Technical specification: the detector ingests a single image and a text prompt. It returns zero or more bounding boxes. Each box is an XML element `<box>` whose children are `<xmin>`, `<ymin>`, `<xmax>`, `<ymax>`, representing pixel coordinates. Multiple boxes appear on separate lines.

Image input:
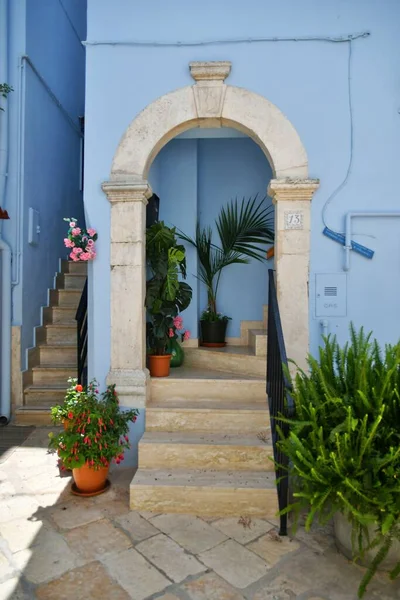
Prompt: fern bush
<box><xmin>278</xmin><ymin>325</ymin><xmax>400</xmax><ymax>598</ymax></box>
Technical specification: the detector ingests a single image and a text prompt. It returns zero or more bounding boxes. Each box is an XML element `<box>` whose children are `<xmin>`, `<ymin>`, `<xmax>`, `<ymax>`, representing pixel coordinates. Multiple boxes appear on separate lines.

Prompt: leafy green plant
<box><xmin>146</xmin><ymin>221</ymin><xmax>192</xmax><ymax>355</ymax></box>
<box><xmin>277</xmin><ymin>325</ymin><xmax>400</xmax><ymax>597</ymax></box>
<box><xmin>178</xmin><ymin>195</ymin><xmax>274</xmax><ymax>319</ymax></box>
<box><xmin>0</xmin><ymin>83</ymin><xmax>13</xmax><ymax>111</ymax></box>
<box><xmin>49</xmin><ymin>379</ymin><xmax>139</xmax><ymax>469</ymax></box>
<box><xmin>50</xmin><ymin>377</ymin><xmax>84</xmax><ymax>424</ymax></box>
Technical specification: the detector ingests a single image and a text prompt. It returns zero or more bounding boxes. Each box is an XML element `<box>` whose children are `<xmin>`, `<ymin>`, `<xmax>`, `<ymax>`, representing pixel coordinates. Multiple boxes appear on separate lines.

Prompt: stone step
<box><xmin>43</xmin><ymin>306</ymin><xmax>77</xmax><ymax>325</ymax></box>
<box><xmin>139</xmin><ymin>432</ymin><xmax>273</xmax><ymax>472</ymax></box>
<box><xmin>249</xmin><ymin>329</ymin><xmax>267</xmax><ymax>357</ymax></box>
<box><xmin>14</xmin><ymin>407</ymin><xmax>53</xmax><ymax>426</ymax></box>
<box><xmin>50</xmin><ymin>289</ymin><xmax>81</xmax><ymax>308</ymax></box>
<box><xmin>150</xmin><ymin>371</ymin><xmax>266</xmax><ymax>404</ymax></box>
<box><xmin>23</xmin><ymin>385</ymin><xmax>67</xmax><ymax>407</ymax></box>
<box><xmin>32</xmin><ymin>365</ymin><xmax>76</xmax><ymax>385</ymax></box>
<box><xmin>146</xmin><ymin>401</ymin><xmax>270</xmax><ymax>433</ymax></box>
<box><xmin>184</xmin><ymin>347</ymin><xmax>266</xmax><ymax>377</ymax></box>
<box><xmin>38</xmin><ymin>344</ymin><xmax>76</xmax><ymax>366</ymax></box>
<box><xmin>130</xmin><ymin>468</ymin><xmax>278</xmax><ymax>517</ymax></box>
<box><xmin>61</xmin><ymin>260</ymin><xmax>88</xmax><ymax>275</ymax></box>
<box><xmin>44</xmin><ymin>324</ymin><xmax>77</xmax><ymax>345</ymax></box>
<box><xmin>240</xmin><ymin>320</ymin><xmax>264</xmax><ymax>345</ymax></box>
<box><xmin>56</xmin><ymin>272</ymin><xmax>86</xmax><ymax>291</ymax></box>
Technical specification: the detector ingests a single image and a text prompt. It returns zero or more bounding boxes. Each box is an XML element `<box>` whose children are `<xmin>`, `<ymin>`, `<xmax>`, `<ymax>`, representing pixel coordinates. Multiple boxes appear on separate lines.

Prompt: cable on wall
<box><xmin>57</xmin><ymin>0</ymin><xmax>84</xmax><ymax>50</ymax></box>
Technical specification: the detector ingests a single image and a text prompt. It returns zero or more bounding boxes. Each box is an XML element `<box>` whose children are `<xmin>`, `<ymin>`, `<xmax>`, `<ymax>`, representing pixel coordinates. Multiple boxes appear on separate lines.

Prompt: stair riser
<box><xmin>150</xmin><ymin>380</ymin><xmax>266</xmax><ymax>403</ymax></box>
<box><xmin>139</xmin><ymin>442</ymin><xmax>273</xmax><ymax>471</ymax></box>
<box><xmin>57</xmin><ymin>274</ymin><xmax>86</xmax><ymax>291</ymax></box>
<box><xmin>46</xmin><ymin>328</ymin><xmax>76</xmax><ymax>344</ymax></box>
<box><xmin>146</xmin><ymin>409</ymin><xmax>270</xmax><ymax>433</ymax></box>
<box><xmin>55</xmin><ymin>290</ymin><xmax>81</xmax><ymax>307</ymax></box>
<box><xmin>24</xmin><ymin>389</ymin><xmax>66</xmax><ymax>405</ymax></box>
<box><xmin>14</xmin><ymin>412</ymin><xmax>52</xmax><ymax>426</ymax></box>
<box><xmin>249</xmin><ymin>332</ymin><xmax>267</xmax><ymax>357</ymax></box>
<box><xmin>130</xmin><ymin>485</ymin><xmax>278</xmax><ymax>517</ymax></box>
<box><xmin>39</xmin><ymin>346</ymin><xmax>76</xmax><ymax>366</ymax></box>
<box><xmin>46</xmin><ymin>308</ymin><xmax>76</xmax><ymax>324</ymax></box>
<box><xmin>62</xmin><ymin>261</ymin><xmax>87</xmax><ymax>275</ymax></box>
<box><xmin>240</xmin><ymin>320</ymin><xmax>264</xmax><ymax>345</ymax></box>
<box><xmin>185</xmin><ymin>350</ymin><xmax>266</xmax><ymax>378</ymax></box>
<box><xmin>33</xmin><ymin>369</ymin><xmax>75</xmax><ymax>385</ymax></box>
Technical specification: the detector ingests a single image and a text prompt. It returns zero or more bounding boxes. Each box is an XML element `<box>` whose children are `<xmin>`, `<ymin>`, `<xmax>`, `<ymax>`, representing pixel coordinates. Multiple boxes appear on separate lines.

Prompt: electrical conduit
<box><xmin>344</xmin><ymin>212</ymin><xmax>400</xmax><ymax>271</ymax></box>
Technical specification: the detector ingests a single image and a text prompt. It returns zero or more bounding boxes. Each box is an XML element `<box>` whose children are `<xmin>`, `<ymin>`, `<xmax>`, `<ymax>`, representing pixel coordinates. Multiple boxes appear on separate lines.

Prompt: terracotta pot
<box><xmin>62</xmin><ymin>420</ymin><xmax>70</xmax><ymax>431</ymax></box>
<box><xmin>148</xmin><ymin>354</ymin><xmax>172</xmax><ymax>377</ymax></box>
<box><xmin>72</xmin><ymin>462</ymin><xmax>109</xmax><ymax>494</ymax></box>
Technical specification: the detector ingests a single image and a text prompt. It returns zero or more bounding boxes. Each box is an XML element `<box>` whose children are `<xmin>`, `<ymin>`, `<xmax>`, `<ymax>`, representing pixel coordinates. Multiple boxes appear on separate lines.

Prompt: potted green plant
<box><xmin>178</xmin><ymin>196</ymin><xmax>274</xmax><ymax>346</ymax></box>
<box><xmin>277</xmin><ymin>326</ymin><xmax>400</xmax><ymax>598</ymax></box>
<box><xmin>49</xmin><ymin>380</ymin><xmax>138</xmax><ymax>495</ymax></box>
<box><xmin>146</xmin><ymin>221</ymin><xmax>192</xmax><ymax>377</ymax></box>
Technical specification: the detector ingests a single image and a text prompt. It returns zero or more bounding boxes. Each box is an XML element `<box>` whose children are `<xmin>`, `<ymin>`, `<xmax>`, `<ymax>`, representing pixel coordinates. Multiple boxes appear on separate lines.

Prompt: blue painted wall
<box><xmin>4</xmin><ymin>0</ymin><xmax>86</xmax><ymax>366</ymax></box>
<box><xmin>84</xmin><ymin>0</ymin><xmax>400</xmax><ymax>404</ymax></box>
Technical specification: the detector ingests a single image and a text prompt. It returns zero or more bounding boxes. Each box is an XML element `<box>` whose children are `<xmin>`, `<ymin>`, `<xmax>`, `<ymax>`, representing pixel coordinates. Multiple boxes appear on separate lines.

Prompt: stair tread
<box><xmin>45</xmin><ymin>324</ymin><xmax>76</xmax><ymax>329</ymax></box>
<box><xmin>141</xmin><ymin>432</ymin><xmax>271</xmax><ymax>446</ymax></box>
<box><xmin>249</xmin><ymin>329</ymin><xmax>267</xmax><ymax>336</ymax></box>
<box><xmin>38</xmin><ymin>342</ymin><xmax>76</xmax><ymax>348</ymax></box>
<box><xmin>16</xmin><ymin>406</ymin><xmax>53</xmax><ymax>412</ymax></box>
<box><xmin>25</xmin><ymin>384</ymin><xmax>68</xmax><ymax>392</ymax></box>
<box><xmin>132</xmin><ymin>468</ymin><xmax>276</xmax><ymax>489</ymax></box>
<box><xmin>147</xmin><ymin>400</ymin><xmax>267</xmax><ymax>411</ymax></box>
<box><xmin>193</xmin><ymin>346</ymin><xmax>261</xmax><ymax>358</ymax></box>
<box><xmin>32</xmin><ymin>364</ymin><xmax>76</xmax><ymax>370</ymax></box>
<box><xmin>152</xmin><ymin>367</ymin><xmax>264</xmax><ymax>381</ymax></box>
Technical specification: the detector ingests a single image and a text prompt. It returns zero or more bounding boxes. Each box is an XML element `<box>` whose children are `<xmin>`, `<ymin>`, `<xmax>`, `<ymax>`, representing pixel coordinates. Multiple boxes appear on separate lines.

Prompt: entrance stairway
<box><xmin>15</xmin><ymin>260</ymin><xmax>87</xmax><ymax>426</ymax></box>
<box><xmin>131</xmin><ymin>311</ymin><xmax>277</xmax><ymax>518</ymax></box>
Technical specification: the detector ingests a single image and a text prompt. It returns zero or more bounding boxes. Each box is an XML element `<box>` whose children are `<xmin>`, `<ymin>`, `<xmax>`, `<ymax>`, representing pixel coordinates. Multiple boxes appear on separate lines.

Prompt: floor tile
<box><xmin>247</xmin><ymin>532</ymin><xmax>300</xmax><ymax>566</ymax></box>
<box><xmin>50</xmin><ymin>503</ymin><xmax>104</xmax><ymax>530</ymax></box>
<box><xmin>181</xmin><ymin>571</ymin><xmax>245</xmax><ymax>599</ymax></box>
<box><xmin>116</xmin><ymin>511</ymin><xmax>159</xmax><ymax>542</ymax></box>
<box><xmin>103</xmin><ymin>547</ymin><xmax>170</xmax><ymax>600</ymax></box>
<box><xmin>65</xmin><ymin>518</ymin><xmax>131</xmax><ymax>561</ymax></box>
<box><xmin>136</xmin><ymin>533</ymin><xmax>206</xmax><ymax>583</ymax></box>
<box><xmin>212</xmin><ymin>517</ymin><xmax>273</xmax><ymax>544</ymax></box>
<box><xmin>198</xmin><ymin>539</ymin><xmax>269</xmax><ymax>589</ymax></box>
<box><xmin>0</xmin><ymin>517</ymin><xmax>44</xmax><ymax>554</ymax></box>
<box><xmin>0</xmin><ymin>552</ymin><xmax>14</xmax><ymax>583</ymax></box>
<box><xmin>150</xmin><ymin>514</ymin><xmax>227</xmax><ymax>553</ymax></box>
<box><xmin>35</xmin><ymin>561</ymin><xmax>130</xmax><ymax>600</ymax></box>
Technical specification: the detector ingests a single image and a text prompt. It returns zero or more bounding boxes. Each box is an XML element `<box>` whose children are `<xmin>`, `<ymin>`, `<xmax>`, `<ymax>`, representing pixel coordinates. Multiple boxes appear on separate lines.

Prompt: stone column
<box><xmin>102</xmin><ymin>180</ymin><xmax>152</xmax><ymax>407</ymax></box>
<box><xmin>268</xmin><ymin>179</ymin><xmax>320</xmax><ymax>370</ymax></box>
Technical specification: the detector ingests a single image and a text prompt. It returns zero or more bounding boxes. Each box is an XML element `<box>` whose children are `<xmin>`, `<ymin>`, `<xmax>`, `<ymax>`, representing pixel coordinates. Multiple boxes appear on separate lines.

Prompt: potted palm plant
<box><xmin>49</xmin><ymin>380</ymin><xmax>139</xmax><ymax>495</ymax></box>
<box><xmin>277</xmin><ymin>326</ymin><xmax>400</xmax><ymax>598</ymax></box>
<box><xmin>146</xmin><ymin>221</ymin><xmax>192</xmax><ymax>377</ymax></box>
<box><xmin>178</xmin><ymin>196</ymin><xmax>274</xmax><ymax>346</ymax></box>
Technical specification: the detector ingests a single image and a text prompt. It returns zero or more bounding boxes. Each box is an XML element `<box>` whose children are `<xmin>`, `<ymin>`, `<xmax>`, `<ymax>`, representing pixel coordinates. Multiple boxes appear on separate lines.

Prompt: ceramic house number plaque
<box><xmin>284</xmin><ymin>211</ymin><xmax>303</xmax><ymax>230</ymax></box>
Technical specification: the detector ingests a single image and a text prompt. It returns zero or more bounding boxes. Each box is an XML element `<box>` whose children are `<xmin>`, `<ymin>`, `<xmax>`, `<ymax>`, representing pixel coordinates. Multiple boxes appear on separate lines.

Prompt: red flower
<box><xmin>75</xmin><ymin>384</ymin><xmax>83</xmax><ymax>392</ymax></box>
<box><xmin>132</xmin><ymin>416</ymin><xmax>137</xmax><ymax>423</ymax></box>
<box><xmin>67</xmin><ymin>411</ymin><xmax>74</xmax><ymax>419</ymax></box>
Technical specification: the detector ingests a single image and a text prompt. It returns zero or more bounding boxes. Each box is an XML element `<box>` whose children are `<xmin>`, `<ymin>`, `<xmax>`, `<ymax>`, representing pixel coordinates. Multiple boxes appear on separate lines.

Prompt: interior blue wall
<box><xmin>14</xmin><ymin>0</ymin><xmax>86</xmax><ymax>365</ymax></box>
<box><xmin>84</xmin><ymin>0</ymin><xmax>400</xmax><ymax>389</ymax></box>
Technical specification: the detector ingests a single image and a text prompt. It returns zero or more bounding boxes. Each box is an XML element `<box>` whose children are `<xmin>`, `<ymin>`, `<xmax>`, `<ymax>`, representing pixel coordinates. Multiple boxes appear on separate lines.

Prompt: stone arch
<box><xmin>102</xmin><ymin>61</ymin><xmax>319</xmax><ymax>407</ymax></box>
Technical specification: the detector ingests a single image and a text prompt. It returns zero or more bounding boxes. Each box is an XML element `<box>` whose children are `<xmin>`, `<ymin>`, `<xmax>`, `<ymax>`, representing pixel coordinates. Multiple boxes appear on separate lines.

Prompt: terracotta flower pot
<box><xmin>148</xmin><ymin>354</ymin><xmax>172</xmax><ymax>377</ymax></box>
<box><xmin>62</xmin><ymin>420</ymin><xmax>70</xmax><ymax>431</ymax></box>
<box><xmin>72</xmin><ymin>462</ymin><xmax>109</xmax><ymax>494</ymax></box>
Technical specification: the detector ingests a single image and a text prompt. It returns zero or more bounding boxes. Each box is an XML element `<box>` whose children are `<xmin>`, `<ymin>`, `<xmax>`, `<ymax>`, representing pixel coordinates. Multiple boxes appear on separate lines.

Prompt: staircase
<box><xmin>15</xmin><ymin>260</ymin><xmax>87</xmax><ymax>426</ymax></box>
<box><xmin>130</xmin><ymin>308</ymin><xmax>278</xmax><ymax>518</ymax></box>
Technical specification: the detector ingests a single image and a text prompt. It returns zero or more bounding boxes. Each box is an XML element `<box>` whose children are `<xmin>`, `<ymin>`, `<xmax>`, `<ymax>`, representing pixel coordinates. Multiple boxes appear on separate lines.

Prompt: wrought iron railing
<box><xmin>75</xmin><ymin>278</ymin><xmax>88</xmax><ymax>387</ymax></box>
<box><xmin>266</xmin><ymin>269</ymin><xmax>294</xmax><ymax>536</ymax></box>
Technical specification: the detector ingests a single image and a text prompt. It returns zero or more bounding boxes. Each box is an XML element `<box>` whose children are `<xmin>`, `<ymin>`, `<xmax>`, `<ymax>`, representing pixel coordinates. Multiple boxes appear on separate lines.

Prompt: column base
<box><xmin>106</xmin><ymin>369</ymin><xmax>150</xmax><ymax>408</ymax></box>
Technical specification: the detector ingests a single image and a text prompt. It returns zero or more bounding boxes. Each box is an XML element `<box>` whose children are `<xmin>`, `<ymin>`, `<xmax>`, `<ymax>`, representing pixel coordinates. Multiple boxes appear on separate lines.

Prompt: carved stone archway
<box><xmin>102</xmin><ymin>61</ymin><xmax>319</xmax><ymax>407</ymax></box>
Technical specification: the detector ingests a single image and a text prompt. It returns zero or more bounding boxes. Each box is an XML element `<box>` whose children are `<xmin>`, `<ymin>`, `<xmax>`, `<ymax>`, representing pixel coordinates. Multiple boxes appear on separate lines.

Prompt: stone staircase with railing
<box><xmin>15</xmin><ymin>260</ymin><xmax>87</xmax><ymax>426</ymax></box>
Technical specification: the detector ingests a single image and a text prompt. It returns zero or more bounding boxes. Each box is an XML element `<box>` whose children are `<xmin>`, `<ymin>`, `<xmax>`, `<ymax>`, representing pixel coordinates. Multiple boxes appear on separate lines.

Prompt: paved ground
<box><xmin>0</xmin><ymin>428</ymin><xmax>399</xmax><ymax>600</ymax></box>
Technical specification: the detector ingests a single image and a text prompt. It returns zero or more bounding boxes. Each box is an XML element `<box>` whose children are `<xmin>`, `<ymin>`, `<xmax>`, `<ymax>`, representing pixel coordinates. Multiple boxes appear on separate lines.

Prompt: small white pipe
<box><xmin>344</xmin><ymin>211</ymin><xmax>400</xmax><ymax>271</ymax></box>
<box><xmin>0</xmin><ymin>0</ymin><xmax>9</xmax><ymax>209</ymax></box>
<box><xmin>0</xmin><ymin>234</ymin><xmax>12</xmax><ymax>423</ymax></box>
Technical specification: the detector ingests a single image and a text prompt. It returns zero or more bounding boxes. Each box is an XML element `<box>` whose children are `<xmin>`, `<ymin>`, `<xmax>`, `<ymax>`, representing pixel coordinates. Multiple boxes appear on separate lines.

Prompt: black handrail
<box><xmin>266</xmin><ymin>269</ymin><xmax>294</xmax><ymax>536</ymax></box>
<box><xmin>75</xmin><ymin>278</ymin><xmax>88</xmax><ymax>387</ymax></box>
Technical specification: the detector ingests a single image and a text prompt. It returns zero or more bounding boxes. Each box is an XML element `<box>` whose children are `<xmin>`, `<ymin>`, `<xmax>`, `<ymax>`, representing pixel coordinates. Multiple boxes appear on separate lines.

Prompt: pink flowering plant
<box><xmin>63</xmin><ymin>217</ymin><xmax>98</xmax><ymax>262</ymax></box>
<box><xmin>168</xmin><ymin>316</ymin><xmax>191</xmax><ymax>343</ymax></box>
<box><xmin>48</xmin><ymin>379</ymin><xmax>139</xmax><ymax>470</ymax></box>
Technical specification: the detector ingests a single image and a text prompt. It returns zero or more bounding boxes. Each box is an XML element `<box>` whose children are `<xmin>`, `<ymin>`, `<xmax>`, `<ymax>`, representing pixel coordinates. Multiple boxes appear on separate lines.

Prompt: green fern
<box><xmin>277</xmin><ymin>326</ymin><xmax>400</xmax><ymax>598</ymax></box>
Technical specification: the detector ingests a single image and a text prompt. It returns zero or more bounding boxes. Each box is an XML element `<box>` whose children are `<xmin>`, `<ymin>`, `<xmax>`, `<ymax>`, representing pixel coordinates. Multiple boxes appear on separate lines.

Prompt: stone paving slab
<box><xmin>0</xmin><ymin>428</ymin><xmax>399</xmax><ymax>600</ymax></box>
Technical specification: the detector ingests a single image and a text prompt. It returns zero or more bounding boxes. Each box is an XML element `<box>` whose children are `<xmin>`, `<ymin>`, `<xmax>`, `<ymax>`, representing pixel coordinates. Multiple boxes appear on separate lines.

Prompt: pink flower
<box><xmin>173</xmin><ymin>316</ymin><xmax>183</xmax><ymax>330</ymax></box>
<box><xmin>87</xmin><ymin>239</ymin><xmax>94</xmax><ymax>247</ymax></box>
<box><xmin>64</xmin><ymin>238</ymin><xmax>74</xmax><ymax>248</ymax></box>
<box><xmin>72</xmin><ymin>247</ymin><xmax>82</xmax><ymax>254</ymax></box>
<box><xmin>183</xmin><ymin>330</ymin><xmax>191</xmax><ymax>341</ymax></box>
<box><xmin>168</xmin><ymin>328</ymin><xmax>174</xmax><ymax>338</ymax></box>
<box><xmin>69</xmin><ymin>221</ymin><xmax>76</xmax><ymax>228</ymax></box>
<box><xmin>72</xmin><ymin>227</ymin><xmax>81</xmax><ymax>236</ymax></box>
<box><xmin>80</xmin><ymin>252</ymin><xmax>91</xmax><ymax>261</ymax></box>
<box><xmin>69</xmin><ymin>252</ymin><xmax>79</xmax><ymax>262</ymax></box>
<box><xmin>87</xmin><ymin>228</ymin><xmax>96</xmax><ymax>237</ymax></box>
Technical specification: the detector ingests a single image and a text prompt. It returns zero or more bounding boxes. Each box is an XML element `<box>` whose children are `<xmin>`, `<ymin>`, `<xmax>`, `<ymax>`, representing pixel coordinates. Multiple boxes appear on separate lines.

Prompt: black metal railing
<box><xmin>75</xmin><ymin>278</ymin><xmax>88</xmax><ymax>387</ymax></box>
<box><xmin>266</xmin><ymin>269</ymin><xmax>294</xmax><ymax>536</ymax></box>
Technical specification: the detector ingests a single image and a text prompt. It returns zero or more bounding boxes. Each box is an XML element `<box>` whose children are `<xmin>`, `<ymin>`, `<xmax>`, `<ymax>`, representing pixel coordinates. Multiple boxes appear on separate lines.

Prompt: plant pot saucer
<box><xmin>200</xmin><ymin>342</ymin><xmax>226</xmax><ymax>348</ymax></box>
<box><xmin>70</xmin><ymin>479</ymin><xmax>111</xmax><ymax>497</ymax></box>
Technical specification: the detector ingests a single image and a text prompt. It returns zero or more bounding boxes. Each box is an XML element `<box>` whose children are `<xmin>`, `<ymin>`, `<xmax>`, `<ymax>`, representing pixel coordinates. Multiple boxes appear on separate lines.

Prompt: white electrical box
<box><xmin>28</xmin><ymin>208</ymin><xmax>40</xmax><ymax>246</ymax></box>
<box><xmin>315</xmin><ymin>273</ymin><xmax>347</xmax><ymax>317</ymax></box>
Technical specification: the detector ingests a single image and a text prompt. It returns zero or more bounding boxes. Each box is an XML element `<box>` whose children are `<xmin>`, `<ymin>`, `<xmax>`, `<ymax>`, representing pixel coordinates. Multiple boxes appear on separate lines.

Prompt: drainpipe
<box><xmin>0</xmin><ymin>0</ymin><xmax>11</xmax><ymax>424</ymax></box>
<box><xmin>344</xmin><ymin>211</ymin><xmax>400</xmax><ymax>271</ymax></box>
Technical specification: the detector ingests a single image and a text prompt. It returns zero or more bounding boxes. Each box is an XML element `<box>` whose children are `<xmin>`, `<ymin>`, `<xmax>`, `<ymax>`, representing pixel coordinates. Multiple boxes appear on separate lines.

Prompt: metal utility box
<box><xmin>315</xmin><ymin>273</ymin><xmax>347</xmax><ymax>317</ymax></box>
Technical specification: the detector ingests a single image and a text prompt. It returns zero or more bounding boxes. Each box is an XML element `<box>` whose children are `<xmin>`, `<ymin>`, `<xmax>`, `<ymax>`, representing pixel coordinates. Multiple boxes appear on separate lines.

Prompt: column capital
<box><xmin>102</xmin><ymin>179</ymin><xmax>153</xmax><ymax>204</ymax></box>
<box><xmin>268</xmin><ymin>178</ymin><xmax>320</xmax><ymax>203</ymax></box>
